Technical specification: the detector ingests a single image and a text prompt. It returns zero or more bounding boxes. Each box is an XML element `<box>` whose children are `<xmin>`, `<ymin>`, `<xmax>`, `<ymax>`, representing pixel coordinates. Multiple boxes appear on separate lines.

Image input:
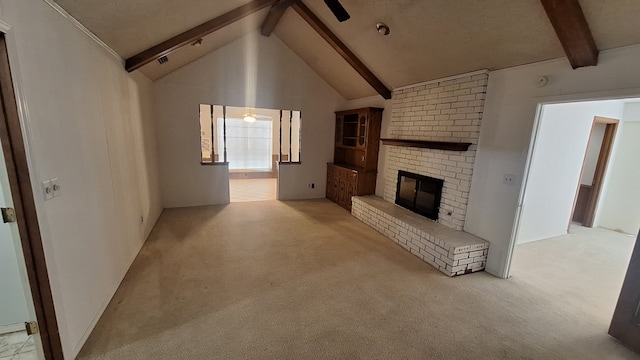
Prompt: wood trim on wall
<box><xmin>0</xmin><ymin>35</ymin><xmax>63</xmax><ymax>359</ymax></box>
<box><xmin>582</xmin><ymin>117</ymin><xmax>618</xmax><ymax>227</ymax></box>
<box><xmin>291</xmin><ymin>1</ymin><xmax>391</xmax><ymax>99</ymax></box>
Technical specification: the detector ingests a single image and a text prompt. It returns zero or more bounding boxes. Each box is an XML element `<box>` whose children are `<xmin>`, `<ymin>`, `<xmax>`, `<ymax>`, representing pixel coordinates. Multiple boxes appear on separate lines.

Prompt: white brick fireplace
<box><xmin>351</xmin><ymin>71</ymin><xmax>490</xmax><ymax>276</ymax></box>
<box><xmin>383</xmin><ymin>71</ymin><xmax>488</xmax><ymax>231</ymax></box>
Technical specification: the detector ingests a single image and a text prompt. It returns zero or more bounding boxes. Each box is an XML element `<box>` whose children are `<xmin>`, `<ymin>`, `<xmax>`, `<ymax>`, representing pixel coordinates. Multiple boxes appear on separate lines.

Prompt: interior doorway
<box><xmin>0</xmin><ymin>148</ymin><xmax>38</xmax><ymax>359</ymax></box>
<box><xmin>199</xmin><ymin>104</ymin><xmax>302</xmax><ymax>203</ymax></box>
<box><xmin>0</xmin><ymin>34</ymin><xmax>62</xmax><ymax>359</ymax></box>
<box><xmin>571</xmin><ymin>117</ymin><xmax>618</xmax><ymax>228</ymax></box>
<box><xmin>514</xmin><ymin>99</ymin><xmax>640</xmax><ymax>246</ymax></box>
<box><xmin>506</xmin><ymin>97</ymin><xmax>640</xmax><ymax>353</ymax></box>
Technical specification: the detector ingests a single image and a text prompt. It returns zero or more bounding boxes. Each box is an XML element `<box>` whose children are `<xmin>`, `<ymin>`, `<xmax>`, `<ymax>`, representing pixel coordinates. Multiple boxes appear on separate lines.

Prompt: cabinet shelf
<box><xmin>381</xmin><ymin>138</ymin><xmax>471</xmax><ymax>151</ymax></box>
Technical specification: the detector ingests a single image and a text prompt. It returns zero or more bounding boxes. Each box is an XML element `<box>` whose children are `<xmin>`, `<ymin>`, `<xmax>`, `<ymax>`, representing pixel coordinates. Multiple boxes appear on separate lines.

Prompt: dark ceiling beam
<box><xmin>540</xmin><ymin>0</ymin><xmax>598</xmax><ymax>69</ymax></box>
<box><xmin>125</xmin><ymin>0</ymin><xmax>278</xmax><ymax>72</ymax></box>
<box><xmin>261</xmin><ymin>0</ymin><xmax>297</xmax><ymax>36</ymax></box>
<box><xmin>291</xmin><ymin>1</ymin><xmax>391</xmax><ymax>99</ymax></box>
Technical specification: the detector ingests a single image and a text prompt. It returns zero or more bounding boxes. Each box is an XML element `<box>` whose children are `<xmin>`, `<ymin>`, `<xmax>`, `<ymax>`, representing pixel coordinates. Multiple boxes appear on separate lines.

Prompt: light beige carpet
<box><xmin>77</xmin><ymin>200</ymin><xmax>639</xmax><ymax>360</ymax></box>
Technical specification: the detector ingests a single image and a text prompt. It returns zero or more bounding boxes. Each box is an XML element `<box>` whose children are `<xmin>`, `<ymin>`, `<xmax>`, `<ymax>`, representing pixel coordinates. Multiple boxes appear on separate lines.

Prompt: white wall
<box><xmin>1</xmin><ymin>0</ymin><xmax>162</xmax><ymax>357</ymax></box>
<box><xmin>596</xmin><ymin>102</ymin><xmax>640</xmax><ymax>234</ymax></box>
<box><xmin>515</xmin><ymin>101</ymin><xmax>624</xmax><ymax>244</ymax></box>
<box><xmin>465</xmin><ymin>44</ymin><xmax>640</xmax><ymax>278</ymax></box>
<box><xmin>154</xmin><ymin>31</ymin><xmax>344</xmax><ymax>206</ymax></box>
<box><xmin>0</xmin><ymin>148</ymin><xmax>29</xmax><ymax>326</ymax></box>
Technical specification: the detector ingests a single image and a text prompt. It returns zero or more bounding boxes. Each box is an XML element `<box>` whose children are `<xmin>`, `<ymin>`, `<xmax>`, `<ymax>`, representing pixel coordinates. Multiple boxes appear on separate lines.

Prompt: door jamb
<box><xmin>0</xmin><ymin>34</ymin><xmax>64</xmax><ymax>359</ymax></box>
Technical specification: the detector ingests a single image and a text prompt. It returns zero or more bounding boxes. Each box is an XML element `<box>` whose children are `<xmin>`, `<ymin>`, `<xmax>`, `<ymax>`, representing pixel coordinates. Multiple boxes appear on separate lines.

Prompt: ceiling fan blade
<box><xmin>324</xmin><ymin>0</ymin><xmax>350</xmax><ymax>22</ymax></box>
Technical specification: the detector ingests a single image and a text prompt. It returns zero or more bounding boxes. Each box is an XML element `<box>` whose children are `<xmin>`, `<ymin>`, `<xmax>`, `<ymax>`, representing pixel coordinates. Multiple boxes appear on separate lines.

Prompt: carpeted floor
<box><xmin>77</xmin><ymin>199</ymin><xmax>639</xmax><ymax>360</ymax></box>
<box><xmin>229</xmin><ymin>178</ymin><xmax>276</xmax><ymax>202</ymax></box>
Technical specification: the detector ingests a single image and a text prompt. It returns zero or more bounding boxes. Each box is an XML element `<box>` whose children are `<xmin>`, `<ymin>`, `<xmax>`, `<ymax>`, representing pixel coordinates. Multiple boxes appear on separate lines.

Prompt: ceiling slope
<box><xmin>54</xmin><ymin>0</ymin><xmax>254</xmax><ymax>58</ymax></box>
<box><xmin>274</xmin><ymin>9</ymin><xmax>376</xmax><ymax>99</ymax></box>
<box><xmin>137</xmin><ymin>9</ymin><xmax>270</xmax><ymax>80</ymax></box>
<box><xmin>54</xmin><ymin>0</ymin><xmax>640</xmax><ymax>98</ymax></box>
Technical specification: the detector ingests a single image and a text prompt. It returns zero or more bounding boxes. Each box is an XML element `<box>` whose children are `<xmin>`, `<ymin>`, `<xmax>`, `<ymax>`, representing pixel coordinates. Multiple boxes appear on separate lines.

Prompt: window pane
<box><xmin>218</xmin><ymin>118</ymin><xmax>272</xmax><ymax>170</ymax></box>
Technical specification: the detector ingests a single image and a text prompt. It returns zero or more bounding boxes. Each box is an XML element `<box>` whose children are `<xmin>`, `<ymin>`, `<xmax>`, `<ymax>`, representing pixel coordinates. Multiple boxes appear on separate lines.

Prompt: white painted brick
<box><xmin>458</xmin><ymin>257</ymin><xmax>474</xmax><ymax>266</ymax></box>
<box><xmin>453</xmin><ymin>245</ymin><xmax>471</xmax><ymax>254</ymax></box>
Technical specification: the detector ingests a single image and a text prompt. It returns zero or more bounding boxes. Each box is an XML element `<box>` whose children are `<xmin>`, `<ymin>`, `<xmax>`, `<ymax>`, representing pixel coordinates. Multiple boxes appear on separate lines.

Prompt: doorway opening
<box><xmin>199</xmin><ymin>104</ymin><xmax>301</xmax><ymax>202</ymax></box>
<box><xmin>0</xmin><ymin>34</ymin><xmax>63</xmax><ymax>359</ymax></box>
<box><xmin>507</xmin><ymin>97</ymin><xmax>640</xmax><ymax>344</ymax></box>
<box><xmin>571</xmin><ymin>117</ymin><xmax>618</xmax><ymax>227</ymax></box>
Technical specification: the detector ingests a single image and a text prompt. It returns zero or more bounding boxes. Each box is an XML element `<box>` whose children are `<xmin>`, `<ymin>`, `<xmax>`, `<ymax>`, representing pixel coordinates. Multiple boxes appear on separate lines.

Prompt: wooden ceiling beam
<box><xmin>291</xmin><ymin>1</ymin><xmax>391</xmax><ymax>99</ymax></box>
<box><xmin>125</xmin><ymin>0</ymin><xmax>278</xmax><ymax>72</ymax></box>
<box><xmin>261</xmin><ymin>0</ymin><xmax>297</xmax><ymax>36</ymax></box>
<box><xmin>540</xmin><ymin>0</ymin><xmax>598</xmax><ymax>69</ymax></box>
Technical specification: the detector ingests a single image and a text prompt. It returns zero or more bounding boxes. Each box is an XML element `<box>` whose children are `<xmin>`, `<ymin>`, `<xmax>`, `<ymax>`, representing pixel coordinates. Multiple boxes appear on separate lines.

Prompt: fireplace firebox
<box><xmin>395</xmin><ymin>170</ymin><xmax>443</xmax><ymax>221</ymax></box>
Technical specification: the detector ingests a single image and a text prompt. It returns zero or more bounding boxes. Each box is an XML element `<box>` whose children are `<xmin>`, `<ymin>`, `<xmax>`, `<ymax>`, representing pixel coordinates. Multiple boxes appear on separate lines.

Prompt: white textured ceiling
<box><xmin>54</xmin><ymin>0</ymin><xmax>640</xmax><ymax>99</ymax></box>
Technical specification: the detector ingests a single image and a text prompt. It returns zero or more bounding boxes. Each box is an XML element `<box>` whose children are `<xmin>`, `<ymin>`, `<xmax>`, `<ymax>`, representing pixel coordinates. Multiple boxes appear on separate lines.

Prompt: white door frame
<box><xmin>502</xmin><ymin>88</ymin><xmax>640</xmax><ymax>279</ymax></box>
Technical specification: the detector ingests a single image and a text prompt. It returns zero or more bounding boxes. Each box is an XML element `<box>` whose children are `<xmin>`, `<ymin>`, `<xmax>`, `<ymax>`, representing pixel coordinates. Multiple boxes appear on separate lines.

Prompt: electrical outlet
<box><xmin>42</xmin><ymin>180</ymin><xmax>53</xmax><ymax>200</ymax></box>
<box><xmin>51</xmin><ymin>177</ymin><xmax>60</xmax><ymax>197</ymax></box>
<box><xmin>309</xmin><ymin>183</ymin><xmax>315</xmax><ymax>189</ymax></box>
<box><xmin>503</xmin><ymin>174</ymin><xmax>516</xmax><ymax>185</ymax></box>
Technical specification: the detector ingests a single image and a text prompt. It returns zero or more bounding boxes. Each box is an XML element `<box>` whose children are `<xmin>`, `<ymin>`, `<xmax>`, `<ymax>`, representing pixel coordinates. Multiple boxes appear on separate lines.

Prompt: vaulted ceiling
<box><xmin>54</xmin><ymin>0</ymin><xmax>640</xmax><ymax>99</ymax></box>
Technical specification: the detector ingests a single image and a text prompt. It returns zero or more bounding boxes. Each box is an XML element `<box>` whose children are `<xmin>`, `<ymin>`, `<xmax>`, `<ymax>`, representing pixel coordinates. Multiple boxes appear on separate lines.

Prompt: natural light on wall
<box><xmin>199</xmin><ymin>104</ymin><xmax>301</xmax><ymax>169</ymax></box>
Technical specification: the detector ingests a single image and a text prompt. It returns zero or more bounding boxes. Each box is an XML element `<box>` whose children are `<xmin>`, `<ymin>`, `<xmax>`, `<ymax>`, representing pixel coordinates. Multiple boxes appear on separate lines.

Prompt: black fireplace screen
<box><xmin>395</xmin><ymin>170</ymin><xmax>443</xmax><ymax>221</ymax></box>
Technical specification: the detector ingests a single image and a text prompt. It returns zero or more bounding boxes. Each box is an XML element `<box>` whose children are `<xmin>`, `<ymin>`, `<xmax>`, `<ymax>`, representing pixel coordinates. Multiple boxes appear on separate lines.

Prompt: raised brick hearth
<box><xmin>351</xmin><ymin>71</ymin><xmax>490</xmax><ymax>276</ymax></box>
<box><xmin>352</xmin><ymin>196</ymin><xmax>489</xmax><ymax>276</ymax></box>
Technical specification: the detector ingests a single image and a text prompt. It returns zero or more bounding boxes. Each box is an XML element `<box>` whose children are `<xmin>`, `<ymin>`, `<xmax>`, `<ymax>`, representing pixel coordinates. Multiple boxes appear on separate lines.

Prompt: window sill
<box><xmin>277</xmin><ymin>161</ymin><xmax>302</xmax><ymax>165</ymax></box>
<box><xmin>200</xmin><ymin>162</ymin><xmax>229</xmax><ymax>166</ymax></box>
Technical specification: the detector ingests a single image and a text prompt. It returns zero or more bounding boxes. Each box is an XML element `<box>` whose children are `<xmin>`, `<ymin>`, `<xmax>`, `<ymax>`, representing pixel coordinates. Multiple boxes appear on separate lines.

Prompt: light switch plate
<box><xmin>51</xmin><ymin>177</ymin><xmax>60</xmax><ymax>197</ymax></box>
<box><xmin>42</xmin><ymin>180</ymin><xmax>53</xmax><ymax>200</ymax></box>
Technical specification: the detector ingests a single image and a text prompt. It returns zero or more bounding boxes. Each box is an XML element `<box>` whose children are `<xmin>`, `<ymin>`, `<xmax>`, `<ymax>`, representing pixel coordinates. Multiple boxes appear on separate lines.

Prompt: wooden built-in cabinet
<box><xmin>327</xmin><ymin>107</ymin><xmax>383</xmax><ymax>211</ymax></box>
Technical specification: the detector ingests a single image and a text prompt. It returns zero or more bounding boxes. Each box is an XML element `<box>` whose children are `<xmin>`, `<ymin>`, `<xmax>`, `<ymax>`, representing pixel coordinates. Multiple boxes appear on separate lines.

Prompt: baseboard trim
<box><xmin>70</xmin><ymin>207</ymin><xmax>162</xmax><ymax>358</ymax></box>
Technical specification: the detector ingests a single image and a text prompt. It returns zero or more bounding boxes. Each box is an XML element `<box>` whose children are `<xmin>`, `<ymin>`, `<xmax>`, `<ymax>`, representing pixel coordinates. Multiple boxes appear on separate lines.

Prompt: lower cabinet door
<box><xmin>338</xmin><ymin>178</ymin><xmax>347</xmax><ymax>205</ymax></box>
<box><xmin>346</xmin><ymin>180</ymin><xmax>356</xmax><ymax>210</ymax></box>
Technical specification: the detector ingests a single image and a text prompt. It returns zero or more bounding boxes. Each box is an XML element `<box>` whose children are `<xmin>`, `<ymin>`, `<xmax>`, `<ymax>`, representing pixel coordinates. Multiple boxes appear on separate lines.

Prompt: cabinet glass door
<box><xmin>357</xmin><ymin>114</ymin><xmax>367</xmax><ymax>148</ymax></box>
<box><xmin>335</xmin><ymin>116</ymin><xmax>342</xmax><ymax>145</ymax></box>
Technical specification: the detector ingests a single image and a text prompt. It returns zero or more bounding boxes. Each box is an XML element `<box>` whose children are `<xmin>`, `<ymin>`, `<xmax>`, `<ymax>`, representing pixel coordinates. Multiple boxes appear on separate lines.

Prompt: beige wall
<box><xmin>154</xmin><ymin>31</ymin><xmax>344</xmax><ymax>206</ymax></box>
<box><xmin>0</xmin><ymin>0</ymin><xmax>162</xmax><ymax>357</ymax></box>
